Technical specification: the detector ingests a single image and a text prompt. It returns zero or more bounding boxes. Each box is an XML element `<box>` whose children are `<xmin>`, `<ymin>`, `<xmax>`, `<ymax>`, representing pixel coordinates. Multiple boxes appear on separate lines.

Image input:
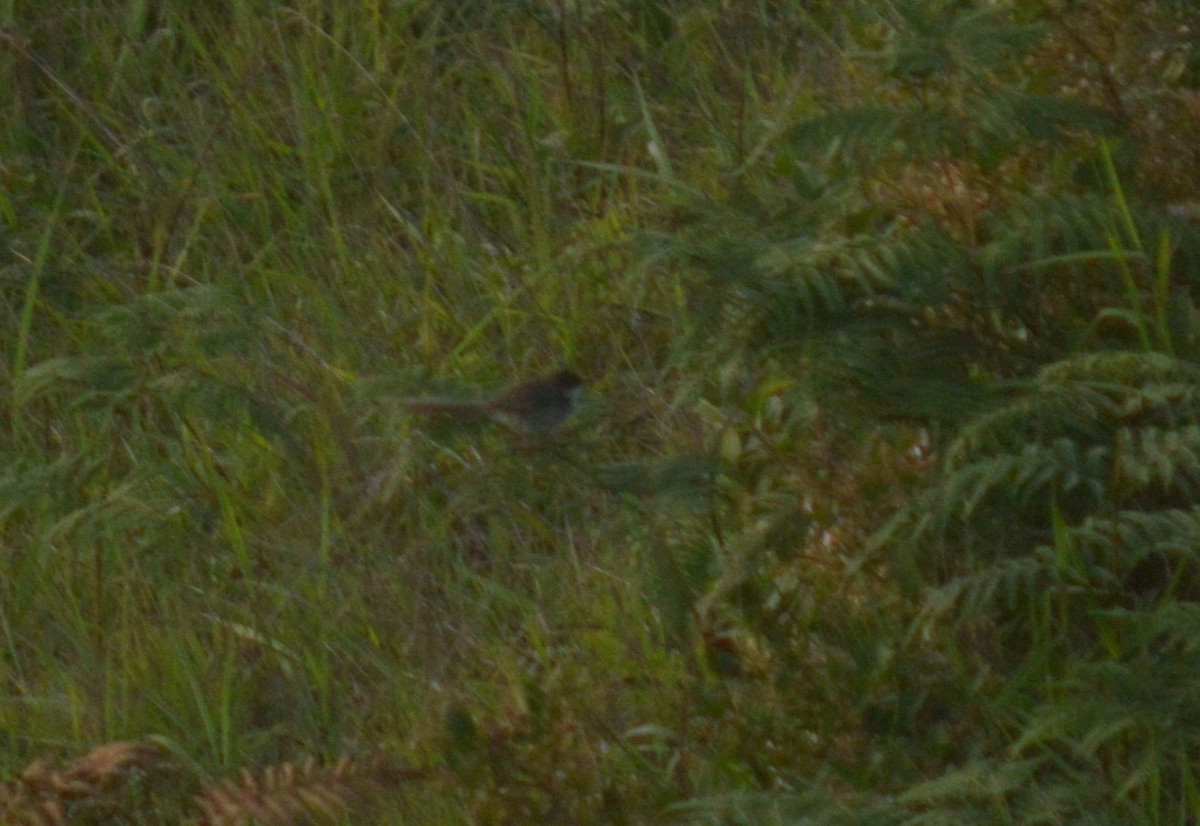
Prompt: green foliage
<box><xmin>643</xmin><ymin>0</ymin><xmax>1200</xmax><ymax>821</ymax></box>
<box><xmin>1</xmin><ymin>0</ymin><xmax>1199</xmax><ymax>823</ymax></box>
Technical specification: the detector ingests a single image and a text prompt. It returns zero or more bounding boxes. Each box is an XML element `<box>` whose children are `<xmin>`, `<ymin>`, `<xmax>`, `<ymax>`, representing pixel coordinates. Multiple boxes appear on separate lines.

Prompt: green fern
<box><xmin>1067</xmin><ymin>507</ymin><xmax>1200</xmax><ymax>562</ymax></box>
<box><xmin>644</xmin><ymin>1</ymin><xmax>1200</xmax><ymax>821</ymax></box>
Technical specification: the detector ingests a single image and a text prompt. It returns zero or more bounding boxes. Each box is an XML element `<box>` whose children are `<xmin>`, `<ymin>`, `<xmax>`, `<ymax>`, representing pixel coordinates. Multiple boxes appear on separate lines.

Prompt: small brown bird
<box><xmin>402</xmin><ymin>369</ymin><xmax>584</xmax><ymax>435</ymax></box>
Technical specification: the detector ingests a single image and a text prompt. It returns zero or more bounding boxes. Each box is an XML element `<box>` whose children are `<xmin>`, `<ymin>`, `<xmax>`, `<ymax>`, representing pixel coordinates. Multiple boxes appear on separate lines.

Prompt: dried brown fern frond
<box><xmin>193</xmin><ymin>754</ymin><xmax>430</xmax><ymax>826</ymax></box>
<box><xmin>0</xmin><ymin>787</ymin><xmax>66</xmax><ymax>826</ymax></box>
<box><xmin>0</xmin><ymin>740</ymin><xmax>170</xmax><ymax>825</ymax></box>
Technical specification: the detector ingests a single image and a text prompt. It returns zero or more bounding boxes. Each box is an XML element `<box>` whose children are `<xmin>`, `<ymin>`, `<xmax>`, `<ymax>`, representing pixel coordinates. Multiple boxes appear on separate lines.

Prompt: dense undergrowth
<box><xmin>2</xmin><ymin>1</ymin><xmax>1199</xmax><ymax>823</ymax></box>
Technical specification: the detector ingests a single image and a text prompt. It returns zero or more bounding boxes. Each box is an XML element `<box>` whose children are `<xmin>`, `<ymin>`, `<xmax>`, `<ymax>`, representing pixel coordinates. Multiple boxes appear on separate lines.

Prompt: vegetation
<box><xmin>1</xmin><ymin>0</ymin><xmax>1199</xmax><ymax>822</ymax></box>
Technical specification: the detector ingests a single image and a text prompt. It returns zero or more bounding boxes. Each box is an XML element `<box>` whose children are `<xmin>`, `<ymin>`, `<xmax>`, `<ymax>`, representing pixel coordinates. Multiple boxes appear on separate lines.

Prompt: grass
<box><xmin>1</xmin><ymin>1</ymin><xmax>1199</xmax><ymax>823</ymax></box>
<box><xmin>1</xmin><ymin>4</ymin><xmax>779</xmax><ymax>821</ymax></box>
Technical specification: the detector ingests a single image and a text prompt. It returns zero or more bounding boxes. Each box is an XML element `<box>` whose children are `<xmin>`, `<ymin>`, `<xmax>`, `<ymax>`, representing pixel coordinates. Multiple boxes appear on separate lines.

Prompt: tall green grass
<box><xmin>1</xmin><ymin>1</ymin><xmax>1198</xmax><ymax>823</ymax></box>
<box><xmin>0</xmin><ymin>2</ymin><xmax>807</xmax><ymax>821</ymax></box>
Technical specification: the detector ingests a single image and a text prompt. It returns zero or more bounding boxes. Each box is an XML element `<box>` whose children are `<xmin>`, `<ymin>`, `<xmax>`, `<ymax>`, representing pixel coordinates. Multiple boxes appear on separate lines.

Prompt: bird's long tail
<box><xmin>400</xmin><ymin>398</ymin><xmax>489</xmax><ymax>422</ymax></box>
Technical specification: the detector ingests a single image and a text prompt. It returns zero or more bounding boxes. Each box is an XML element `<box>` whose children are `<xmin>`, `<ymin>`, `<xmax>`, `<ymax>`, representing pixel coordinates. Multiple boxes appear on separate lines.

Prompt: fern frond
<box><xmin>921</xmin><ymin>549</ymin><xmax>1054</xmax><ymax>621</ymax></box>
<box><xmin>193</xmin><ymin>754</ymin><xmax>422</xmax><ymax>826</ymax></box>
<box><xmin>921</xmin><ymin>508</ymin><xmax>1200</xmax><ymax>623</ymax></box>
<box><xmin>1065</xmin><ymin>507</ymin><xmax>1200</xmax><ymax>562</ymax></box>
<box><xmin>786</xmin><ymin>106</ymin><xmax>905</xmax><ymax>160</ymax></box>
<box><xmin>925</xmin><ymin>439</ymin><xmax>1109</xmax><ymax>540</ymax></box>
<box><xmin>1017</xmin><ymin>622</ymin><xmax>1200</xmax><ymax>776</ymax></box>
<box><xmin>789</xmin><ymin>2</ymin><xmax>1109</xmax><ymax>169</ymax></box>
<box><xmin>1037</xmin><ymin>350</ymin><xmax>1200</xmax><ymax>386</ymax></box>
<box><xmin>0</xmin><ymin>741</ymin><xmax>171</xmax><ymax>825</ymax></box>
<box><xmin>1114</xmin><ymin>424</ymin><xmax>1200</xmax><ymax>500</ymax></box>
<box><xmin>1143</xmin><ymin>602</ymin><xmax>1200</xmax><ymax>652</ymax></box>
<box><xmin>944</xmin><ymin>383</ymin><xmax>1118</xmax><ymax>468</ymax></box>
<box><xmin>1117</xmin><ymin>381</ymin><xmax>1200</xmax><ymax>426</ymax></box>
<box><xmin>982</xmin><ymin>193</ymin><xmax>1121</xmax><ymax>273</ymax></box>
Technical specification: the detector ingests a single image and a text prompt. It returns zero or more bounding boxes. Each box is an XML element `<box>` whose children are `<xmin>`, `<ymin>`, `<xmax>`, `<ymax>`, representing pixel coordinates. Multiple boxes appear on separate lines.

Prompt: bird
<box><xmin>401</xmin><ymin>369</ymin><xmax>584</xmax><ymax>435</ymax></box>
